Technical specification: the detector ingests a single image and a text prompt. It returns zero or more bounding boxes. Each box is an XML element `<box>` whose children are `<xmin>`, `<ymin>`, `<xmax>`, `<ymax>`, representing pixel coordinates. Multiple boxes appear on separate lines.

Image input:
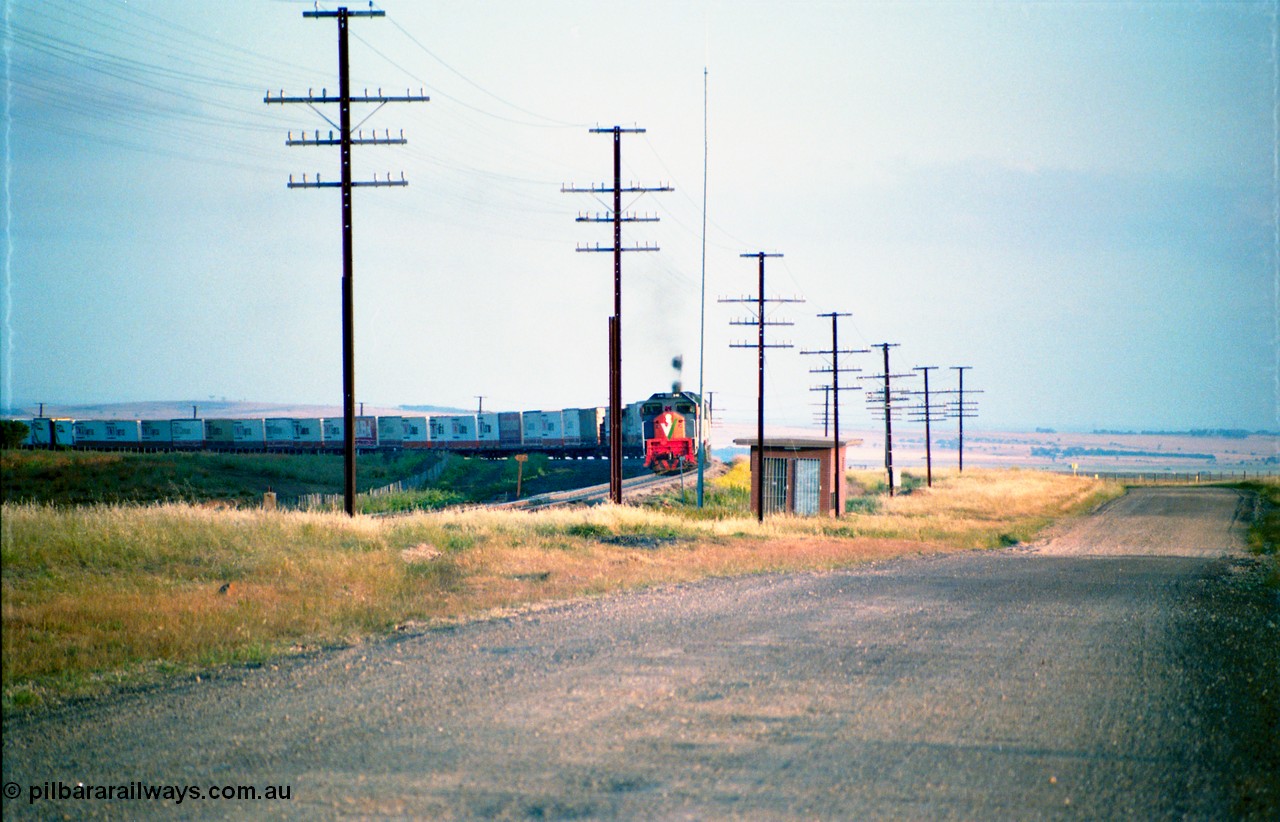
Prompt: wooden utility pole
<box><xmin>563</xmin><ymin>127</ymin><xmax>671</xmax><ymax>503</ymax></box>
<box><xmin>908</xmin><ymin>366</ymin><xmax>942</xmax><ymax>487</ymax></box>
<box><xmin>802</xmin><ymin>312</ymin><xmax>865</xmax><ymax>516</ymax></box>
<box><xmin>721</xmin><ymin>253</ymin><xmax>802</xmax><ymax>522</ymax></box>
<box><xmin>943</xmin><ymin>366</ymin><xmax>982</xmax><ymax>472</ymax></box>
<box><xmin>860</xmin><ymin>344</ymin><xmax>912</xmax><ymax>496</ymax></box>
<box><xmin>266</xmin><ymin>6</ymin><xmax>428</xmax><ymax>516</ymax></box>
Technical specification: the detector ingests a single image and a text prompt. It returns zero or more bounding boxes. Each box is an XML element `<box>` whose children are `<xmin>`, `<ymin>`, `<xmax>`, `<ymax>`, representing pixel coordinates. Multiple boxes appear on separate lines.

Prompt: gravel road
<box><xmin>3</xmin><ymin>487</ymin><xmax>1277</xmax><ymax>819</ymax></box>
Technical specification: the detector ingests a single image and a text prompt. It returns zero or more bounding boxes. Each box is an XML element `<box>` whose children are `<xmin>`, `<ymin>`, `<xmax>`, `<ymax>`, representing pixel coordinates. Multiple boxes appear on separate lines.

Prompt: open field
<box><xmin>1</xmin><ymin>468</ymin><xmax>1120</xmax><ymax>713</ymax></box>
<box><xmin>0</xmin><ymin>449</ymin><xmax>647</xmax><ymax>510</ymax></box>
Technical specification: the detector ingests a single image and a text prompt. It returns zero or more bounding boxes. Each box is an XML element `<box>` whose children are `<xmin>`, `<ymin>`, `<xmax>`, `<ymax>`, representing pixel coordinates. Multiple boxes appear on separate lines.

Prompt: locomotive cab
<box><xmin>640</xmin><ymin>392</ymin><xmax>701</xmax><ymax>473</ymax></box>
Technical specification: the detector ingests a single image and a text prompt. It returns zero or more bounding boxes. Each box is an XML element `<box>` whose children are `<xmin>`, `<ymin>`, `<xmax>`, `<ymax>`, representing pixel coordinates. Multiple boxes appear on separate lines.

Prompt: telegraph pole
<box><xmin>801</xmin><ymin>312</ymin><xmax>865</xmax><ymax>517</ymax></box>
<box><xmin>860</xmin><ymin>344</ymin><xmax>912</xmax><ymax>496</ymax></box>
<box><xmin>563</xmin><ymin>127</ymin><xmax>671</xmax><ymax>504</ymax></box>
<box><xmin>943</xmin><ymin>366</ymin><xmax>982</xmax><ymax>472</ymax></box>
<box><xmin>813</xmin><ymin>385</ymin><xmax>832</xmax><ymax>435</ymax></box>
<box><xmin>908</xmin><ymin>366</ymin><xmax>943</xmax><ymax>487</ymax></box>
<box><xmin>266</xmin><ymin>6</ymin><xmax>428</xmax><ymax>516</ymax></box>
<box><xmin>721</xmin><ymin>252</ymin><xmax>802</xmax><ymax>522</ymax></box>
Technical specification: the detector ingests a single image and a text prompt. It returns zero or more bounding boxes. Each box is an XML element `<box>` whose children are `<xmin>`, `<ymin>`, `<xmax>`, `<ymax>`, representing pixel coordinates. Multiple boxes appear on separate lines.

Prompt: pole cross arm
<box><xmin>265</xmin><ymin>91</ymin><xmax>429</xmax><ymax>104</ymax></box>
<box><xmin>561</xmin><ymin>184</ymin><xmax>673</xmax><ymax>194</ymax></box>
<box><xmin>575</xmin><ymin>243</ymin><xmax>660</xmax><ymax>253</ymax></box>
<box><xmin>576</xmin><ymin>213</ymin><xmax>661</xmax><ymax>223</ymax></box>
<box><xmin>304</xmin><ymin>9</ymin><xmax>386</xmax><ymax>17</ymax></box>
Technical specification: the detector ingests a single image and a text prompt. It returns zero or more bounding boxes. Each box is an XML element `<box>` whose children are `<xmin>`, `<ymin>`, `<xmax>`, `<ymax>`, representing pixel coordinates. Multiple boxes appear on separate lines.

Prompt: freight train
<box><xmin>19</xmin><ymin>391</ymin><xmax>705</xmax><ymax>473</ymax></box>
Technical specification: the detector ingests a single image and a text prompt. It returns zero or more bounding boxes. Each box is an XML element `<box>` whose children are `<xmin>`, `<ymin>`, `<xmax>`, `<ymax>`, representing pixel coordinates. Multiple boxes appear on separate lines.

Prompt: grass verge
<box><xmin>2</xmin><ymin>468</ymin><xmax>1117</xmax><ymax>714</ymax></box>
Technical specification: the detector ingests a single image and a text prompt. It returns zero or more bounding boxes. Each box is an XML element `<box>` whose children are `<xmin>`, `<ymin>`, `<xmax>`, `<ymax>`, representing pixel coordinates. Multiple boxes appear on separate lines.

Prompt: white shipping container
<box><xmin>204</xmin><ymin>419</ymin><xmax>236</xmax><ymax>444</ymax></box>
<box><xmin>140</xmin><ymin>420</ymin><xmax>172</xmax><ymax>444</ymax></box>
<box><xmin>106</xmin><ymin>420</ymin><xmax>140</xmax><ymax>443</ymax></box>
<box><xmin>430</xmin><ymin>415</ymin><xmax>476</xmax><ymax>443</ymax></box>
<box><xmin>27</xmin><ymin>418</ymin><xmax>74</xmax><ymax>446</ymax></box>
<box><xmin>293</xmin><ymin>418</ymin><xmax>323</xmax><ymax>444</ymax></box>
<box><xmin>264</xmin><ymin>418</ymin><xmax>295</xmax><ymax>446</ymax></box>
<box><xmin>401</xmin><ymin>416</ymin><xmax>428</xmax><ymax>444</ymax></box>
<box><xmin>170</xmin><ymin>419</ymin><xmax>204</xmax><ymax>445</ymax></box>
<box><xmin>562</xmin><ymin>409</ymin><xmax>582</xmax><ymax>445</ymax></box>
<box><xmin>377</xmin><ymin>416</ymin><xmax>404</xmax><ymax>444</ymax></box>
<box><xmin>72</xmin><ymin>420</ymin><xmax>139</xmax><ymax>445</ymax></box>
<box><xmin>233</xmin><ymin>419</ymin><xmax>265</xmax><ymax>446</ymax></box>
<box><xmin>448</xmin><ymin>415</ymin><xmax>476</xmax><ymax>443</ymax></box>
<box><xmin>539</xmin><ymin>411</ymin><xmax>563</xmax><ymax>445</ymax></box>
<box><xmin>74</xmin><ymin>419</ymin><xmax>108</xmax><ymax>444</ymax></box>
<box><xmin>477</xmin><ymin>412</ymin><xmax>500</xmax><ymax>444</ymax></box>
<box><xmin>521</xmin><ymin>411</ymin><xmax>543</xmax><ymax>443</ymax></box>
<box><xmin>521</xmin><ymin>411</ymin><xmax>563</xmax><ymax>446</ymax></box>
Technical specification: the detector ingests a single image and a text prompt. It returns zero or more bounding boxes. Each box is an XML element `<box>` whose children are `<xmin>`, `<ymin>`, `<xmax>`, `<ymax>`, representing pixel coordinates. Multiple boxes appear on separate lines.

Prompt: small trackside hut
<box><xmin>733</xmin><ymin>437</ymin><xmax>862</xmax><ymax>518</ymax></box>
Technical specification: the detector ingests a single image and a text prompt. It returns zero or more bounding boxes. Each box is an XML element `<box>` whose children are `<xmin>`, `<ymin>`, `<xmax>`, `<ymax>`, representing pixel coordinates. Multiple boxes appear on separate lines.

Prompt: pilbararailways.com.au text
<box><xmin>5</xmin><ymin>780</ymin><xmax>292</xmax><ymax>806</ymax></box>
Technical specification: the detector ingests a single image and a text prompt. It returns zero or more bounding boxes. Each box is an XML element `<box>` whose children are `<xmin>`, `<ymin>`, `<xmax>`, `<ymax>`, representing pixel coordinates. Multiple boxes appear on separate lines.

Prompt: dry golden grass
<box><xmin>2</xmin><ymin>469</ymin><xmax>1118</xmax><ymax>711</ymax></box>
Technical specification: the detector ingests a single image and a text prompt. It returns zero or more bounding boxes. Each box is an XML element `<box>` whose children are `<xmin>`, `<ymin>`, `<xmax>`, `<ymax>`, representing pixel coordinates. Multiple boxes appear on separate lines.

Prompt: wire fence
<box><xmin>1047</xmin><ymin>469</ymin><xmax>1279</xmax><ymax>485</ymax></box>
<box><xmin>287</xmin><ymin>453</ymin><xmax>456</xmax><ymax>511</ymax></box>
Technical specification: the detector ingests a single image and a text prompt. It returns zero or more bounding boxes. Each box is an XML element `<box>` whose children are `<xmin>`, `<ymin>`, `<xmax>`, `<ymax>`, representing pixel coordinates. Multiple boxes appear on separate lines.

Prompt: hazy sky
<box><xmin>3</xmin><ymin>0</ymin><xmax>1276</xmax><ymax>434</ymax></box>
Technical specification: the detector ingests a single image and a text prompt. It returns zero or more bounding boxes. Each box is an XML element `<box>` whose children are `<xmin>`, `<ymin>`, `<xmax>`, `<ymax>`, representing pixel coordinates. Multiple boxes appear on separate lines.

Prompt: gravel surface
<box><xmin>3</xmin><ymin>487</ymin><xmax>1277</xmax><ymax>819</ymax></box>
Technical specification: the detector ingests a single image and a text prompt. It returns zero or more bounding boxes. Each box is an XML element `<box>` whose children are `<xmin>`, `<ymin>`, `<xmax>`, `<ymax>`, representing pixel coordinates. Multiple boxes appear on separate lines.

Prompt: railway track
<box><xmin>491</xmin><ymin>460</ymin><xmax>723</xmax><ymax>511</ymax></box>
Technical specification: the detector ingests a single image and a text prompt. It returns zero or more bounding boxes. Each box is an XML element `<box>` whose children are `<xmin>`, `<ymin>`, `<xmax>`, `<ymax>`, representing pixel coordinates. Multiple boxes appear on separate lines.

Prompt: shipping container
<box><xmin>26</xmin><ymin>418</ymin><xmax>74</xmax><ymax>447</ymax></box>
<box><xmin>604</xmin><ymin>402</ymin><xmax>646</xmax><ymax>454</ymax></box>
<box><xmin>140</xmin><ymin>420</ymin><xmax>172</xmax><ymax>445</ymax></box>
<box><xmin>429</xmin><ymin>414</ymin><xmax>477</xmax><ymax>447</ymax></box>
<box><xmin>204</xmin><ymin>419</ymin><xmax>237</xmax><ymax>446</ymax></box>
<box><xmin>522</xmin><ymin>410</ymin><xmax>563</xmax><ymax>447</ymax></box>
<box><xmin>497</xmin><ymin>411</ymin><xmax>523</xmax><ymax>448</ymax></box>
<box><xmin>322</xmin><ymin>417</ymin><xmax>343</xmax><ymax>444</ymax></box>
<box><xmin>521</xmin><ymin>411</ymin><xmax>543</xmax><ymax>444</ymax></box>
<box><xmin>401</xmin><ymin>416</ymin><xmax>428</xmax><ymax>446</ymax></box>
<box><xmin>233</xmin><ymin>419</ymin><xmax>265</xmax><ymax>448</ymax></box>
<box><xmin>74</xmin><ymin>419</ymin><xmax>140</xmax><ymax>447</ymax></box>
<box><xmin>575</xmin><ymin>407</ymin><xmax>606</xmax><ymax>447</ymax></box>
<box><xmin>73</xmin><ymin>419</ymin><xmax>107</xmax><ymax>445</ymax></box>
<box><xmin>264</xmin><ymin>418</ymin><xmax>295</xmax><ymax>447</ymax></box>
<box><xmin>477</xmin><ymin>412</ymin><xmax>500</xmax><ymax>446</ymax></box>
<box><xmin>170</xmin><ymin>419</ymin><xmax>204</xmax><ymax>448</ymax></box>
<box><xmin>293</xmin><ymin>418</ymin><xmax>323</xmax><ymax>445</ymax></box>
<box><xmin>377</xmin><ymin>416</ymin><xmax>404</xmax><ymax>445</ymax></box>
<box><xmin>321</xmin><ymin>416</ymin><xmax>377</xmax><ymax>447</ymax></box>
<box><xmin>562</xmin><ymin>409</ymin><xmax>582</xmax><ymax>445</ymax></box>
<box><xmin>356</xmin><ymin>416</ymin><xmax>377</xmax><ymax>447</ymax></box>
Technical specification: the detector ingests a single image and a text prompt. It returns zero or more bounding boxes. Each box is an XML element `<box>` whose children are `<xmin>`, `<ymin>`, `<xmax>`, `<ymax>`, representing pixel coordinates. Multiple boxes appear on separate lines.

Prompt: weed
<box><xmin>2</xmin><ymin>469</ymin><xmax>1117</xmax><ymax>712</ymax></box>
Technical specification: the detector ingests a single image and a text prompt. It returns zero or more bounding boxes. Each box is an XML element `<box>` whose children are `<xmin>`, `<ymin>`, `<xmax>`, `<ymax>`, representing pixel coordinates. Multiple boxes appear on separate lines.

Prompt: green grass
<box><xmin>0</xmin><ymin>450</ymin><xmax>647</xmax><ymax>511</ymax></box>
<box><xmin>0</xmin><ymin>449</ymin><xmax>441</xmax><ymax>506</ymax></box>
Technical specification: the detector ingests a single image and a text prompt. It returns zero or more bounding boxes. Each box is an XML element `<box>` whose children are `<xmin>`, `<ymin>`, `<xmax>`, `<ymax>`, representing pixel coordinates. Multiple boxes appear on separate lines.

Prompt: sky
<box><xmin>2</xmin><ymin>0</ymin><xmax>1277</xmax><ymax>437</ymax></box>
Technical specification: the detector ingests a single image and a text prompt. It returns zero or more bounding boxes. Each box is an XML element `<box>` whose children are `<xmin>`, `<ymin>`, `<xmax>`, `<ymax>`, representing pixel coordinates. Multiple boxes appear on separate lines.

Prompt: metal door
<box><xmin>763</xmin><ymin>457</ymin><xmax>789</xmax><ymax>515</ymax></box>
<box><xmin>795</xmin><ymin>458</ymin><xmax>821</xmax><ymax>515</ymax></box>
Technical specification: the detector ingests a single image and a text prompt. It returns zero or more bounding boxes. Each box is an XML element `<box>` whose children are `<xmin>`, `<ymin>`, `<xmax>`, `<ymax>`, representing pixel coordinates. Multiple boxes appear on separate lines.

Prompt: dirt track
<box><xmin>1032</xmin><ymin>486</ymin><xmax>1253</xmax><ymax>557</ymax></box>
<box><xmin>3</xmin><ymin>487</ymin><xmax>1277</xmax><ymax>819</ymax></box>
